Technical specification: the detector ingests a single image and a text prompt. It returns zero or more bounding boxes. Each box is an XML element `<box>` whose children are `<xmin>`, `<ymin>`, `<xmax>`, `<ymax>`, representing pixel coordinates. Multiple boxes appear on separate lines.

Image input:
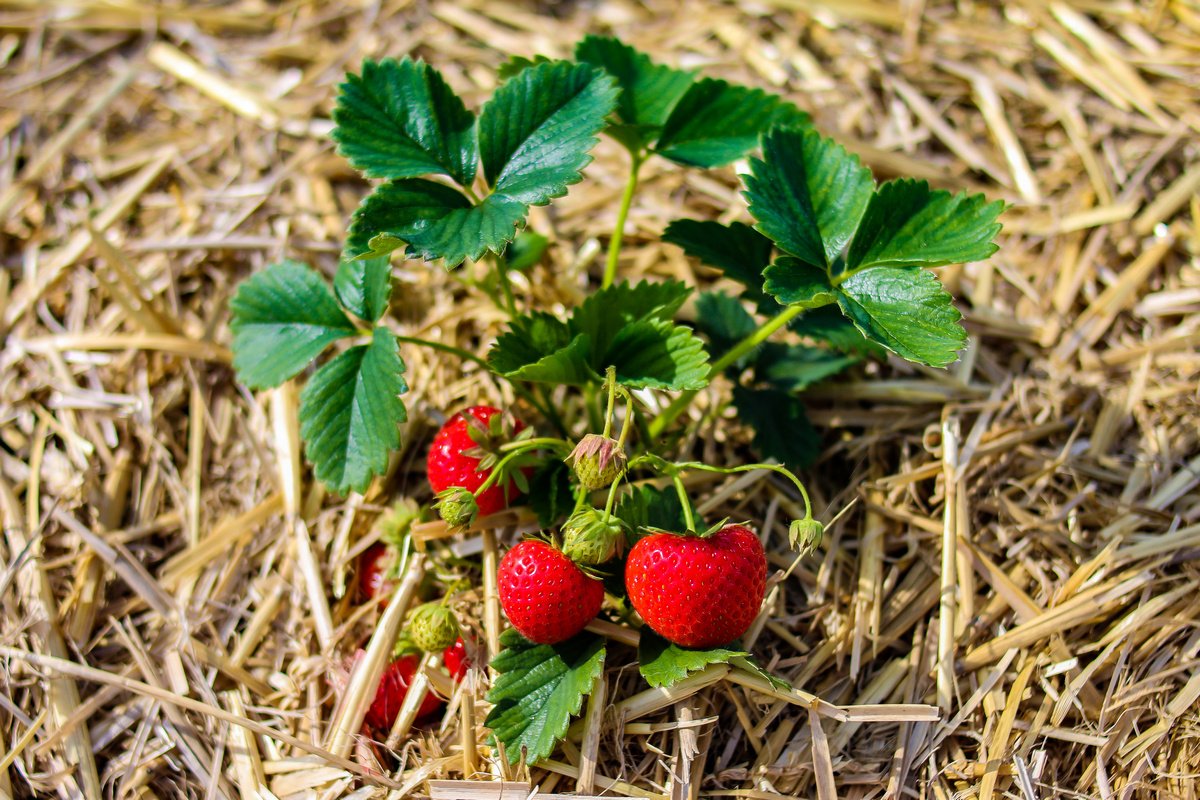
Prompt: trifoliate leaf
<box><xmin>299</xmin><ymin>327</ymin><xmax>407</xmax><ymax>495</ymax></box>
<box><xmin>575</xmin><ymin>35</ymin><xmax>695</xmax><ymax>152</ymax></box>
<box><xmin>732</xmin><ymin>386</ymin><xmax>819</xmax><ymax>469</ymax></box>
<box><xmin>762</xmin><ymin>256</ymin><xmax>837</xmax><ymax>309</ymax></box>
<box><xmin>570</xmin><ymin>279</ymin><xmax>691</xmax><ymax>359</ymax></box>
<box><xmin>504</xmin><ymin>230</ymin><xmax>550</xmax><ymax>272</ymax></box>
<box><xmin>789</xmin><ymin>305</ymin><xmax>887</xmax><ymax>358</ymax></box>
<box><xmin>835</xmin><ymin>266</ymin><xmax>967</xmax><ymax>367</ymax></box>
<box><xmin>497</xmin><ymin>54</ymin><xmax>552</xmax><ymax>81</ymax></box>
<box><xmin>662</xmin><ymin>219</ymin><xmax>773</xmax><ymax>304</ymax></box>
<box><xmin>603</xmin><ymin>318</ymin><xmax>709</xmax><ymax>390</ymax></box>
<box><xmin>528</xmin><ymin>459</ymin><xmax>574</xmax><ymax>528</ymax></box>
<box><xmin>693</xmin><ymin>291</ymin><xmax>759</xmax><ymax>369</ymax></box>
<box><xmin>614</xmin><ymin>485</ymin><xmax>696</xmax><ymax>538</ymax></box>
<box><xmin>638</xmin><ymin>631</ymin><xmax>746</xmax><ymax>689</ymax></box>
<box><xmin>755</xmin><ymin>343</ymin><xmax>859</xmax><ymax>392</ymax></box>
<box><xmin>229</xmin><ymin>260</ymin><xmax>356</xmax><ymax>390</ymax></box>
<box><xmin>486</xmin><ymin>629</ymin><xmax>606</xmax><ymax>765</ymax></box>
<box><xmin>655</xmin><ymin>78</ymin><xmax>810</xmax><ymax>168</ymax></box>
<box><xmin>333</xmin><ymin>257</ymin><xmax>391</xmax><ymax>322</ymax></box>
<box><xmin>479</xmin><ymin>60</ymin><xmax>618</xmax><ymax>201</ymax></box>
<box><xmin>488</xmin><ymin>313</ymin><xmax>599</xmax><ymax>385</ymax></box>
<box><xmin>744</xmin><ymin>127</ymin><xmax>873</xmax><ymax>270</ymax></box>
<box><xmin>846</xmin><ymin>178</ymin><xmax>1003</xmax><ymax>271</ymax></box>
<box><xmin>332</xmin><ymin>58</ymin><xmax>477</xmax><ymax>186</ymax></box>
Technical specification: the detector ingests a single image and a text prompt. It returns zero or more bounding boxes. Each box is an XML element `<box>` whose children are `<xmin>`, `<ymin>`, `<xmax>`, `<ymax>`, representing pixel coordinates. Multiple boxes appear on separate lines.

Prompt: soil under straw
<box><xmin>1</xmin><ymin>1</ymin><xmax>1198</xmax><ymax>799</ymax></box>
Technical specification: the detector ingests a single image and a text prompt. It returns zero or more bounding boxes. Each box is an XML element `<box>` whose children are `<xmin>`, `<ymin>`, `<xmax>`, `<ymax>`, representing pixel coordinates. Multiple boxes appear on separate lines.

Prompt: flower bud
<box><xmin>435</xmin><ymin>487</ymin><xmax>478</xmax><ymax>528</ymax></box>
<box><xmin>789</xmin><ymin>518</ymin><xmax>824</xmax><ymax>556</ymax></box>
<box><xmin>561</xmin><ymin>507</ymin><xmax>627</xmax><ymax>565</ymax></box>
<box><xmin>567</xmin><ymin>433</ymin><xmax>627</xmax><ymax>490</ymax></box>
<box><xmin>407</xmin><ymin>602</ymin><xmax>460</xmax><ymax>653</ymax></box>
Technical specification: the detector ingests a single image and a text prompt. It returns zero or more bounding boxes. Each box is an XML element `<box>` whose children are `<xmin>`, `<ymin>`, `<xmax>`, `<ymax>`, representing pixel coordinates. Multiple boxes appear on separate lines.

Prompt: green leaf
<box><xmin>662</xmin><ymin>219</ymin><xmax>773</xmax><ymax>304</ymax></box>
<box><xmin>347</xmin><ymin>179</ymin><xmax>531</xmax><ymax>267</ymax></box>
<box><xmin>479</xmin><ymin>60</ymin><xmax>618</xmax><ymax>202</ymax></box>
<box><xmin>603</xmin><ymin>318</ymin><xmax>709</xmax><ymax>390</ymax></box>
<box><xmin>497</xmin><ymin>54</ymin><xmax>552</xmax><ymax>81</ymax></box>
<box><xmin>614</xmin><ymin>485</ymin><xmax>695</xmax><ymax>537</ymax></box>
<box><xmin>229</xmin><ymin>260</ymin><xmax>356</xmax><ymax>390</ymax></box>
<box><xmin>332</xmin><ymin>58</ymin><xmax>477</xmax><ymax>186</ymax></box>
<box><xmin>762</xmin><ymin>256</ymin><xmax>837</xmax><ymax>309</ymax></box>
<box><xmin>528</xmin><ymin>460</ymin><xmax>574</xmax><ymax>528</ymax></box>
<box><xmin>693</xmin><ymin>291</ymin><xmax>758</xmax><ymax>368</ymax></box>
<box><xmin>835</xmin><ymin>266</ymin><xmax>966</xmax><ymax>367</ymax></box>
<box><xmin>574</xmin><ymin>35</ymin><xmax>695</xmax><ymax>151</ymax></box>
<box><xmin>488</xmin><ymin>313</ymin><xmax>599</xmax><ymax>385</ymax></box>
<box><xmin>755</xmin><ymin>343</ymin><xmax>859</xmax><ymax>392</ymax></box>
<box><xmin>504</xmin><ymin>230</ymin><xmax>550</xmax><ymax>272</ymax></box>
<box><xmin>731</xmin><ymin>655</ymin><xmax>791</xmax><ymax>692</ymax></box>
<box><xmin>486</xmin><ymin>629</ymin><xmax>606</xmax><ymax>765</ymax></box>
<box><xmin>744</xmin><ymin>127</ymin><xmax>873</xmax><ymax>270</ymax></box>
<box><xmin>570</xmin><ymin>279</ymin><xmax>691</xmax><ymax>360</ymax></box>
<box><xmin>638</xmin><ymin>631</ymin><xmax>746</xmax><ymax>689</ymax></box>
<box><xmin>299</xmin><ymin>327</ymin><xmax>408</xmax><ymax>494</ymax></box>
<box><xmin>732</xmin><ymin>386</ymin><xmax>819</xmax><ymax>469</ymax></box>
<box><xmin>334</xmin><ymin>257</ymin><xmax>391</xmax><ymax>322</ymax></box>
<box><xmin>655</xmin><ymin>78</ymin><xmax>810</xmax><ymax>168</ymax></box>
<box><xmin>846</xmin><ymin>179</ymin><xmax>1003</xmax><ymax>271</ymax></box>
<box><xmin>789</xmin><ymin>305</ymin><xmax>887</xmax><ymax>358</ymax></box>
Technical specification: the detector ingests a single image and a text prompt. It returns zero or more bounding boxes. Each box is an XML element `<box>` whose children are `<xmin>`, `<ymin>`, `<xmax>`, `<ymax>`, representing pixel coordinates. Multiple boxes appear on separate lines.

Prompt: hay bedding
<box><xmin>0</xmin><ymin>0</ymin><xmax>1198</xmax><ymax>798</ymax></box>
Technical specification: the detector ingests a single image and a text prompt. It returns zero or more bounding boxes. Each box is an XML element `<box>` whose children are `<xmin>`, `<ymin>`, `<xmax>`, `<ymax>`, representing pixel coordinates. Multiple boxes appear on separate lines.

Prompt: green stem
<box><xmin>473</xmin><ymin>442</ymin><xmax>547</xmax><ymax>496</ymax></box>
<box><xmin>498</xmin><ymin>437</ymin><xmax>571</xmax><ymax>453</ymax></box>
<box><xmin>647</xmin><ymin>304</ymin><xmax>806</xmax><ymax>438</ymax></box>
<box><xmin>675</xmin><ymin>461</ymin><xmax>813</xmax><ymax>519</ymax></box>
<box><xmin>601</xmin><ymin>367</ymin><xmax>617</xmax><ymax>438</ymax></box>
<box><xmin>672</xmin><ymin>474</ymin><xmax>697</xmax><ymax>532</ymax></box>
<box><xmin>601</xmin><ymin>153</ymin><xmax>642</xmax><ymax>289</ymax></box>
<box><xmin>493</xmin><ymin>255</ymin><xmax>517</xmax><ymax>316</ymax></box>
<box><xmin>601</xmin><ymin>478</ymin><xmax>621</xmax><ymax>520</ymax></box>
<box><xmin>392</xmin><ymin>334</ymin><xmax>489</xmax><ymax>368</ymax></box>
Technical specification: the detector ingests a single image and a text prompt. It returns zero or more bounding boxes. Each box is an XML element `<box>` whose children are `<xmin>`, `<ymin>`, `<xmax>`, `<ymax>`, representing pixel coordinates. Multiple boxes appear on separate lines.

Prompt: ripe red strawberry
<box><xmin>359</xmin><ymin>543</ymin><xmax>395</xmax><ymax>602</ymax></box>
<box><xmin>366</xmin><ymin>655</ymin><xmax>442</xmax><ymax>731</ymax></box>
<box><xmin>427</xmin><ymin>405</ymin><xmax>527</xmax><ymax>518</ymax></box>
<box><xmin>625</xmin><ymin>524</ymin><xmax>766</xmax><ymax>649</ymax></box>
<box><xmin>498</xmin><ymin>540</ymin><xmax>604</xmax><ymax>645</ymax></box>
<box><xmin>443</xmin><ymin>637</ymin><xmax>470</xmax><ymax>682</ymax></box>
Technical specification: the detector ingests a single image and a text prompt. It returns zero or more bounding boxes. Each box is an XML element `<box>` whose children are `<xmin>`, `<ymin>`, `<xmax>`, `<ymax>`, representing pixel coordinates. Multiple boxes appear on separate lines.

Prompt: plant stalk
<box><xmin>647</xmin><ymin>304</ymin><xmax>806</xmax><ymax>437</ymax></box>
<box><xmin>601</xmin><ymin>153</ymin><xmax>642</xmax><ymax>289</ymax></box>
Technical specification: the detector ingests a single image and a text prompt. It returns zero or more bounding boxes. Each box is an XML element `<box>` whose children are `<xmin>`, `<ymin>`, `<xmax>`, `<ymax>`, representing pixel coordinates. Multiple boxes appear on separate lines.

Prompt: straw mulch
<box><xmin>2</xmin><ymin>1</ymin><xmax>1198</xmax><ymax>798</ymax></box>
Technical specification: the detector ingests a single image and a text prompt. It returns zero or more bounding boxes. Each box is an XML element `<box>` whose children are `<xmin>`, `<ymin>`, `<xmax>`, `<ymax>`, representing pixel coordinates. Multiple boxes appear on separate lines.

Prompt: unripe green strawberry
<box><xmin>567</xmin><ymin>434</ymin><xmax>627</xmax><ymax>490</ymax></box>
<box><xmin>407</xmin><ymin>602</ymin><xmax>460</xmax><ymax>653</ymax></box>
<box><xmin>561</xmin><ymin>507</ymin><xmax>626</xmax><ymax>565</ymax></box>
<box><xmin>789</xmin><ymin>518</ymin><xmax>824</xmax><ymax>555</ymax></box>
<box><xmin>435</xmin><ymin>487</ymin><xmax>478</xmax><ymax>528</ymax></box>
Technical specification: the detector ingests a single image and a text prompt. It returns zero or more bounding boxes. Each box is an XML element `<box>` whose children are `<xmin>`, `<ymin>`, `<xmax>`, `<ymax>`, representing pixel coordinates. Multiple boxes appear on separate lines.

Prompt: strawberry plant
<box><xmin>227</xmin><ymin>34</ymin><xmax>1003</xmax><ymax>770</ymax></box>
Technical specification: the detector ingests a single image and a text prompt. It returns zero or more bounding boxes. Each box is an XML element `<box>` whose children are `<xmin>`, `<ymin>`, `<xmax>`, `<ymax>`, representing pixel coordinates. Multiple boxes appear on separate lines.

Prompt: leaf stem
<box><xmin>492</xmin><ymin>254</ymin><xmax>518</xmax><ymax>316</ymax></box>
<box><xmin>499</xmin><ymin>437</ymin><xmax>571</xmax><ymax>453</ymax></box>
<box><xmin>647</xmin><ymin>304</ymin><xmax>806</xmax><ymax>438</ymax></box>
<box><xmin>601</xmin><ymin>152</ymin><xmax>642</xmax><ymax>289</ymax></box>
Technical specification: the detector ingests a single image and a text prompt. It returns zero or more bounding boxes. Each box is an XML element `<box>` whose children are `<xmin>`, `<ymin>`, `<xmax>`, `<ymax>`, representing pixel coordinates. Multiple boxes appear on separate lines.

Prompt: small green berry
<box><xmin>435</xmin><ymin>487</ymin><xmax>478</xmax><ymax>528</ymax></box>
<box><xmin>567</xmin><ymin>433</ymin><xmax>627</xmax><ymax>491</ymax></box>
<box><xmin>407</xmin><ymin>602</ymin><xmax>460</xmax><ymax>652</ymax></box>
<box><xmin>561</xmin><ymin>507</ymin><xmax>627</xmax><ymax>565</ymax></box>
<box><xmin>789</xmin><ymin>518</ymin><xmax>824</xmax><ymax>556</ymax></box>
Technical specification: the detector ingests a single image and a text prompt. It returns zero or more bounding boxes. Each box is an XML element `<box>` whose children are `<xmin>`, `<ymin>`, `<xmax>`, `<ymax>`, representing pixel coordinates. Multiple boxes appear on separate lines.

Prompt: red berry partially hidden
<box><xmin>359</xmin><ymin>543</ymin><xmax>395</xmax><ymax>602</ymax></box>
<box><xmin>443</xmin><ymin>637</ymin><xmax>470</xmax><ymax>682</ymax></box>
<box><xmin>427</xmin><ymin>406</ymin><xmax>527</xmax><ymax>518</ymax></box>
<box><xmin>498</xmin><ymin>540</ymin><xmax>604</xmax><ymax>645</ymax></box>
<box><xmin>366</xmin><ymin>655</ymin><xmax>443</xmax><ymax>731</ymax></box>
<box><xmin>625</xmin><ymin>524</ymin><xmax>766</xmax><ymax>649</ymax></box>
